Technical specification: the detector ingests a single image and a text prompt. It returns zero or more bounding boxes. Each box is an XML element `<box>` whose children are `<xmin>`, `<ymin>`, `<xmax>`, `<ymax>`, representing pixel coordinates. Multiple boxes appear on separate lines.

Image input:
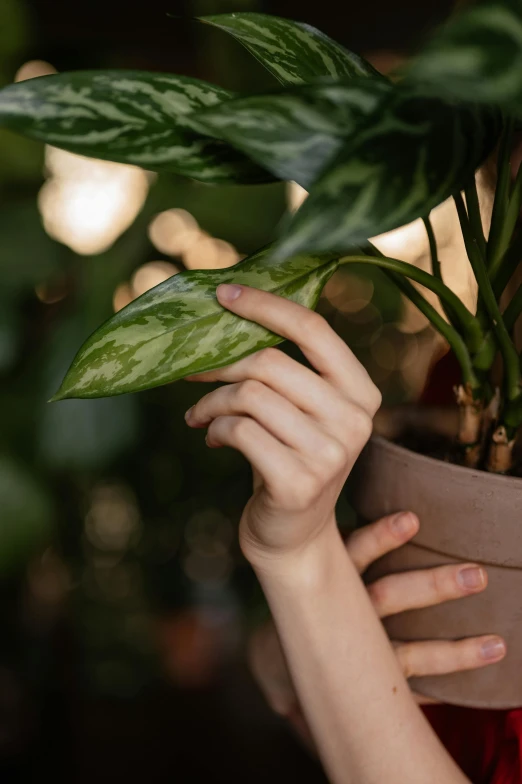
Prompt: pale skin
<box><xmin>185</xmin><ymin>282</ymin><xmax>507</xmax><ymax>784</ymax></box>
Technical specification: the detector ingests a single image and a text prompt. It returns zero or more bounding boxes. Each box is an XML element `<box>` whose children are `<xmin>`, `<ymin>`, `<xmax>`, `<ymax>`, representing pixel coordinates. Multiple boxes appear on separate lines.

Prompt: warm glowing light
<box><xmin>84</xmin><ymin>484</ymin><xmax>141</xmax><ymax>553</ymax></box>
<box><xmin>183</xmin><ymin>234</ymin><xmax>241</xmax><ymax>269</ymax></box>
<box><xmin>148</xmin><ymin>209</ymin><xmax>200</xmax><ymax>256</ymax></box>
<box><xmin>131</xmin><ymin>261</ymin><xmax>179</xmax><ymax>297</ymax></box>
<box><xmin>323</xmin><ymin>273</ymin><xmax>374</xmax><ymax>314</ymax></box>
<box><xmin>38</xmin><ymin>148</ymin><xmax>151</xmax><ymax>255</ymax></box>
<box><xmin>287</xmin><ymin>181</ymin><xmax>308</xmax><ymax>212</ymax></box>
<box><xmin>15</xmin><ymin>60</ymin><xmax>56</xmax><ymax>82</ymax></box>
<box><xmin>371</xmin><ymin>336</ymin><xmax>397</xmax><ymax>371</ymax></box>
<box><xmin>113</xmin><ymin>283</ymin><xmax>134</xmax><ymax>313</ymax></box>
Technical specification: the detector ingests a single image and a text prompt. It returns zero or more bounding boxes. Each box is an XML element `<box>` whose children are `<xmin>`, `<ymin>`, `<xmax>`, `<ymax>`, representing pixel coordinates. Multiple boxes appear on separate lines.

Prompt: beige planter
<box><xmin>352</xmin><ymin>408</ymin><xmax>522</xmax><ymax>708</ymax></box>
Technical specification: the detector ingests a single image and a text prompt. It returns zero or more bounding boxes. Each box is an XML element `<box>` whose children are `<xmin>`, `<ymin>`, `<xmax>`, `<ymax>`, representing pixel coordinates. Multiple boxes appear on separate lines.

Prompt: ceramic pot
<box><xmin>352</xmin><ymin>408</ymin><xmax>522</xmax><ymax>708</ymax></box>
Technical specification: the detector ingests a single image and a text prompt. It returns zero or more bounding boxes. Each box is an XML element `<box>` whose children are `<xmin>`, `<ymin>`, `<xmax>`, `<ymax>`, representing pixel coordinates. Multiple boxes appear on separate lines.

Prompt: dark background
<box><xmin>0</xmin><ymin>1</ymin><xmax>452</xmax><ymax>782</ymax></box>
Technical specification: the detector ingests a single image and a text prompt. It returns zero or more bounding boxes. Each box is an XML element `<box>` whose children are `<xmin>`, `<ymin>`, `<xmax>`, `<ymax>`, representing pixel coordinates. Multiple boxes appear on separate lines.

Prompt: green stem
<box><xmin>361</xmin><ymin>246</ymin><xmax>483</xmax><ymax>352</ymax></box>
<box><xmin>488</xmin><ymin>158</ymin><xmax>522</xmax><ymax>281</ymax></box>
<box><xmin>464</xmin><ymin>178</ymin><xmax>487</xmax><ymax>261</ymax></box>
<box><xmin>387</xmin><ymin>271</ymin><xmax>480</xmax><ymax>392</ymax></box>
<box><xmin>503</xmin><ymin>283</ymin><xmax>522</xmax><ymax>333</ymax></box>
<box><xmin>488</xmin><ymin>117</ymin><xmax>514</xmax><ymax>276</ymax></box>
<box><xmin>492</xmin><ymin>231</ymin><xmax>522</xmax><ymax>299</ymax></box>
<box><xmin>340</xmin><ymin>253</ymin><xmax>480</xmax><ymax>391</ymax></box>
<box><xmin>455</xmin><ymin>192</ymin><xmax>521</xmax><ymax>402</ymax></box>
<box><xmin>422</xmin><ymin>215</ymin><xmax>460</xmax><ymax>328</ymax></box>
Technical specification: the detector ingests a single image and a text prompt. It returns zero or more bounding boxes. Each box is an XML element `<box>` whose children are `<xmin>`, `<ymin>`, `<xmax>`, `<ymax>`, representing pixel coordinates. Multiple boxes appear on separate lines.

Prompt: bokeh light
<box><xmin>14</xmin><ymin>60</ymin><xmax>56</xmax><ymax>82</ymax></box>
<box><xmin>38</xmin><ymin>150</ymin><xmax>151</xmax><ymax>256</ymax></box>
<box><xmin>148</xmin><ymin>208</ymin><xmax>200</xmax><ymax>256</ymax></box>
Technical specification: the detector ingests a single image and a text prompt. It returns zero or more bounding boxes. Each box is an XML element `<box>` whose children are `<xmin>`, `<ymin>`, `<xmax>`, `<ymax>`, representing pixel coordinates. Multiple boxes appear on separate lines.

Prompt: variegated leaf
<box><xmin>408</xmin><ymin>0</ymin><xmax>522</xmax><ymax>114</ymax></box>
<box><xmin>273</xmin><ymin>88</ymin><xmax>500</xmax><ymax>259</ymax></box>
<box><xmin>191</xmin><ymin>78</ymin><xmax>392</xmax><ymax>189</ymax></box>
<box><xmin>0</xmin><ymin>70</ymin><xmax>273</xmax><ymax>184</ymax></box>
<box><xmin>51</xmin><ymin>247</ymin><xmax>339</xmax><ymax>400</ymax></box>
<box><xmin>199</xmin><ymin>12</ymin><xmax>384</xmax><ymax>85</ymax></box>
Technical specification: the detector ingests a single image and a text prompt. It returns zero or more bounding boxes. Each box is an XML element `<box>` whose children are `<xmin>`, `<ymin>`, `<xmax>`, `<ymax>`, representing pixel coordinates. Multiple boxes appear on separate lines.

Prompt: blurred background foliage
<box><xmin>0</xmin><ymin>0</ymin><xmax>454</xmax><ymax>781</ymax></box>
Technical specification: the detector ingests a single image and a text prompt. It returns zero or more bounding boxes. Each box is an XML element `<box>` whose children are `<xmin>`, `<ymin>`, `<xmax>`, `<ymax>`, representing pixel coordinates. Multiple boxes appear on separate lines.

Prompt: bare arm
<box><xmin>250</xmin><ymin>512</ymin><xmax>502</xmax><ymax>753</ymax></box>
<box><xmin>256</xmin><ymin>526</ymin><xmax>471</xmax><ymax>784</ymax></box>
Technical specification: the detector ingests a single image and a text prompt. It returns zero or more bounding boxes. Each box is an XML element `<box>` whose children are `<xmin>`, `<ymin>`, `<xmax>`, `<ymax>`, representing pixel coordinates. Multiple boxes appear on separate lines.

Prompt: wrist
<box><xmin>243</xmin><ymin>519</ymin><xmax>347</xmax><ymax>586</ymax></box>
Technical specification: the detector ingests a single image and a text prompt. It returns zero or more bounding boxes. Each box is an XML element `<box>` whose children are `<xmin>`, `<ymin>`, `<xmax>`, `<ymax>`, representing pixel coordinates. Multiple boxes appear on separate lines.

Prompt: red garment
<box><xmin>420</xmin><ymin>352</ymin><xmax>521</xmax><ymax>782</ymax></box>
<box><xmin>424</xmin><ymin>706</ymin><xmax>522</xmax><ymax>784</ymax></box>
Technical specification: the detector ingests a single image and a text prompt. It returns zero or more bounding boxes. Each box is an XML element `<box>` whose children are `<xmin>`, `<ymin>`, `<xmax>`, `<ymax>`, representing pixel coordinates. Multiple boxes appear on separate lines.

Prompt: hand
<box><xmin>185</xmin><ymin>283</ymin><xmax>381</xmax><ymax>569</ymax></box>
<box><xmin>249</xmin><ymin>512</ymin><xmax>506</xmax><ymax>747</ymax></box>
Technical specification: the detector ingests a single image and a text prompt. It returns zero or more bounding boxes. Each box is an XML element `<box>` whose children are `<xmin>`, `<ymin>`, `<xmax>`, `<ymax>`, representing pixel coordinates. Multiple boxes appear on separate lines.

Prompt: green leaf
<box><xmin>192</xmin><ymin>78</ymin><xmax>392</xmax><ymax>189</ymax></box>
<box><xmin>408</xmin><ymin>0</ymin><xmax>522</xmax><ymax>114</ymax></box>
<box><xmin>273</xmin><ymin>88</ymin><xmax>500</xmax><ymax>259</ymax></box>
<box><xmin>51</xmin><ymin>247</ymin><xmax>339</xmax><ymax>400</ymax></box>
<box><xmin>0</xmin><ymin>70</ymin><xmax>274</xmax><ymax>184</ymax></box>
<box><xmin>199</xmin><ymin>12</ymin><xmax>384</xmax><ymax>85</ymax></box>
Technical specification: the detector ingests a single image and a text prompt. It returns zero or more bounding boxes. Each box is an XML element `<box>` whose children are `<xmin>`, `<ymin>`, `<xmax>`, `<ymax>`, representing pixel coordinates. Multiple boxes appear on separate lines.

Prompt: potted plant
<box><xmin>1</xmin><ymin>2</ymin><xmax>522</xmax><ymax>708</ymax></box>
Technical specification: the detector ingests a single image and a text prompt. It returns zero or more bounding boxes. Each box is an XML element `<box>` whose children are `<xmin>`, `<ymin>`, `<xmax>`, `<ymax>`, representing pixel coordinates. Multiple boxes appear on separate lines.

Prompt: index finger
<box><xmin>215</xmin><ymin>283</ymin><xmax>381</xmax><ymax>414</ymax></box>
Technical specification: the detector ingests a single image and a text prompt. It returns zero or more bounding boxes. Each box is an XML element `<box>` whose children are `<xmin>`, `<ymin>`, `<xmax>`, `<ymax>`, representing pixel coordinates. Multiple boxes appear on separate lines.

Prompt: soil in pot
<box><xmin>352</xmin><ymin>406</ymin><xmax>522</xmax><ymax>709</ymax></box>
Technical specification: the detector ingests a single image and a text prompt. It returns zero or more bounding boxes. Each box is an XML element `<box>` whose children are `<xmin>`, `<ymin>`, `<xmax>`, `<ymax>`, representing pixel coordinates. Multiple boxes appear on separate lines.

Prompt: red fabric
<box><xmin>423</xmin><ymin>706</ymin><xmax>522</xmax><ymax>784</ymax></box>
<box><xmin>418</xmin><ymin>351</ymin><xmax>522</xmax><ymax>782</ymax></box>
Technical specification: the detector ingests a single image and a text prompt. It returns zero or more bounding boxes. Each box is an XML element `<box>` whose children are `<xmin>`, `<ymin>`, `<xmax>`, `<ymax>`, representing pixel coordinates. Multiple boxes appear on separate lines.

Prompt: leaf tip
<box><xmin>48</xmin><ymin>386</ymin><xmax>70</xmax><ymax>403</ymax></box>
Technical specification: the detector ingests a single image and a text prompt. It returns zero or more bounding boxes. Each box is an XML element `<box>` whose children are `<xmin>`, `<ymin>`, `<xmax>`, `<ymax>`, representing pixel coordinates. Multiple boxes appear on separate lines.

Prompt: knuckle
<box><xmin>428</xmin><ymin>568</ymin><xmax>447</xmax><ymax>600</ymax></box>
<box><xmin>300</xmin><ymin>311</ymin><xmax>328</xmax><ymax>342</ymax></box>
<box><xmin>368</xmin><ymin>384</ymin><xmax>382</xmax><ymax>416</ymax></box>
<box><xmin>367</xmin><ymin>579</ymin><xmax>388</xmax><ymax>612</ymax></box>
<box><xmin>230</xmin><ymin>416</ymin><xmax>253</xmax><ymax>441</ymax></box>
<box><xmin>255</xmin><ymin>347</ymin><xmax>281</xmax><ymax>372</ymax></box>
<box><xmin>237</xmin><ymin>378</ymin><xmax>265</xmax><ymax>406</ymax></box>
<box><xmin>346</xmin><ymin>405</ymin><xmax>373</xmax><ymax>445</ymax></box>
<box><xmin>396</xmin><ymin>644</ymin><xmax>414</xmax><ymax>679</ymax></box>
<box><xmin>316</xmin><ymin>438</ymin><xmax>347</xmax><ymax>471</ymax></box>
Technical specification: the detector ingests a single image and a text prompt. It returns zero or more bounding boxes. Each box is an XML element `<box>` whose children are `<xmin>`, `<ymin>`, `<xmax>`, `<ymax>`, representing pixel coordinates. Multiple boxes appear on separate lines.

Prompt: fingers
<box><xmin>186</xmin><ymin>348</ymin><xmax>339</xmax><ymax>418</ymax></box>
<box><xmin>347</xmin><ymin>512</ymin><xmax>420</xmax><ymax>574</ymax></box>
<box><xmin>369</xmin><ymin>562</ymin><xmax>488</xmax><ymax>619</ymax></box>
<box><xmin>394</xmin><ymin>635</ymin><xmax>506</xmax><ymax>679</ymax></box>
<box><xmin>186</xmin><ymin>348</ymin><xmax>373</xmax><ymax>450</ymax></box>
<box><xmin>212</xmin><ymin>284</ymin><xmax>381</xmax><ymax>415</ymax></box>
<box><xmin>186</xmin><ymin>380</ymin><xmax>336</xmax><ymax>455</ymax></box>
<box><xmin>205</xmin><ymin>415</ymin><xmax>304</xmax><ymax>496</ymax></box>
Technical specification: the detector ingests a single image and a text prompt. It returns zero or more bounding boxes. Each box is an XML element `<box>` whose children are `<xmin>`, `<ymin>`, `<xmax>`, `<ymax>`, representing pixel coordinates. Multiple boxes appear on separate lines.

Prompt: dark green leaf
<box><xmin>192</xmin><ymin>78</ymin><xmax>392</xmax><ymax>189</ymax></box>
<box><xmin>51</xmin><ymin>247</ymin><xmax>339</xmax><ymax>400</ymax></box>
<box><xmin>408</xmin><ymin>0</ymin><xmax>522</xmax><ymax>114</ymax></box>
<box><xmin>0</xmin><ymin>70</ymin><xmax>274</xmax><ymax>184</ymax></box>
<box><xmin>199</xmin><ymin>12</ymin><xmax>384</xmax><ymax>85</ymax></box>
<box><xmin>273</xmin><ymin>88</ymin><xmax>500</xmax><ymax>259</ymax></box>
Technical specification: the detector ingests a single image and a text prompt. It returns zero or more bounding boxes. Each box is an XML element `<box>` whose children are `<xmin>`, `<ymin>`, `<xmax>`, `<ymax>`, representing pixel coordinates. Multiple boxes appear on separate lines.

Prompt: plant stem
<box><xmin>487</xmin><ymin>117</ymin><xmax>514</xmax><ymax>276</ymax></box>
<box><xmin>488</xmin><ymin>156</ymin><xmax>522</xmax><ymax>280</ymax></box>
<box><xmin>492</xmin><ymin>230</ymin><xmax>522</xmax><ymax>298</ymax></box>
<box><xmin>358</xmin><ymin>247</ymin><xmax>483</xmax><ymax>352</ymax></box>
<box><xmin>340</xmin><ymin>256</ymin><xmax>481</xmax><ymax>391</ymax></box>
<box><xmin>422</xmin><ymin>215</ymin><xmax>460</xmax><ymax>327</ymax></box>
<box><xmin>454</xmin><ymin>192</ymin><xmax>522</xmax><ymax>402</ymax></box>
<box><xmin>464</xmin><ymin>178</ymin><xmax>487</xmax><ymax>261</ymax></box>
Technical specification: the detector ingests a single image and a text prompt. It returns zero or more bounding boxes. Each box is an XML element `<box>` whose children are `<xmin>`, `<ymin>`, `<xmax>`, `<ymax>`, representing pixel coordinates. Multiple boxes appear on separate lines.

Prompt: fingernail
<box><xmin>480</xmin><ymin>638</ymin><xmax>506</xmax><ymax>661</ymax></box>
<box><xmin>184</xmin><ymin>406</ymin><xmax>194</xmax><ymax>423</ymax></box>
<box><xmin>217</xmin><ymin>283</ymin><xmax>242</xmax><ymax>302</ymax></box>
<box><xmin>390</xmin><ymin>512</ymin><xmax>417</xmax><ymax>537</ymax></box>
<box><xmin>457</xmin><ymin>566</ymin><xmax>486</xmax><ymax>591</ymax></box>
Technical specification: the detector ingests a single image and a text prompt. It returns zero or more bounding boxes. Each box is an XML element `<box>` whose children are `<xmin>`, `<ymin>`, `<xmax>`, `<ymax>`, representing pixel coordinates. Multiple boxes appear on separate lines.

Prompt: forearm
<box><xmin>254</xmin><ymin>525</ymin><xmax>471</xmax><ymax>784</ymax></box>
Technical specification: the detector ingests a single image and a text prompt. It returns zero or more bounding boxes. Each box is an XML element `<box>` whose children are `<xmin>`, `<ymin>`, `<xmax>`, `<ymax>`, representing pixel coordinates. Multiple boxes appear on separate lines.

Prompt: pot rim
<box><xmin>371</xmin><ymin>433</ymin><xmax>522</xmax><ymax>489</ymax></box>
